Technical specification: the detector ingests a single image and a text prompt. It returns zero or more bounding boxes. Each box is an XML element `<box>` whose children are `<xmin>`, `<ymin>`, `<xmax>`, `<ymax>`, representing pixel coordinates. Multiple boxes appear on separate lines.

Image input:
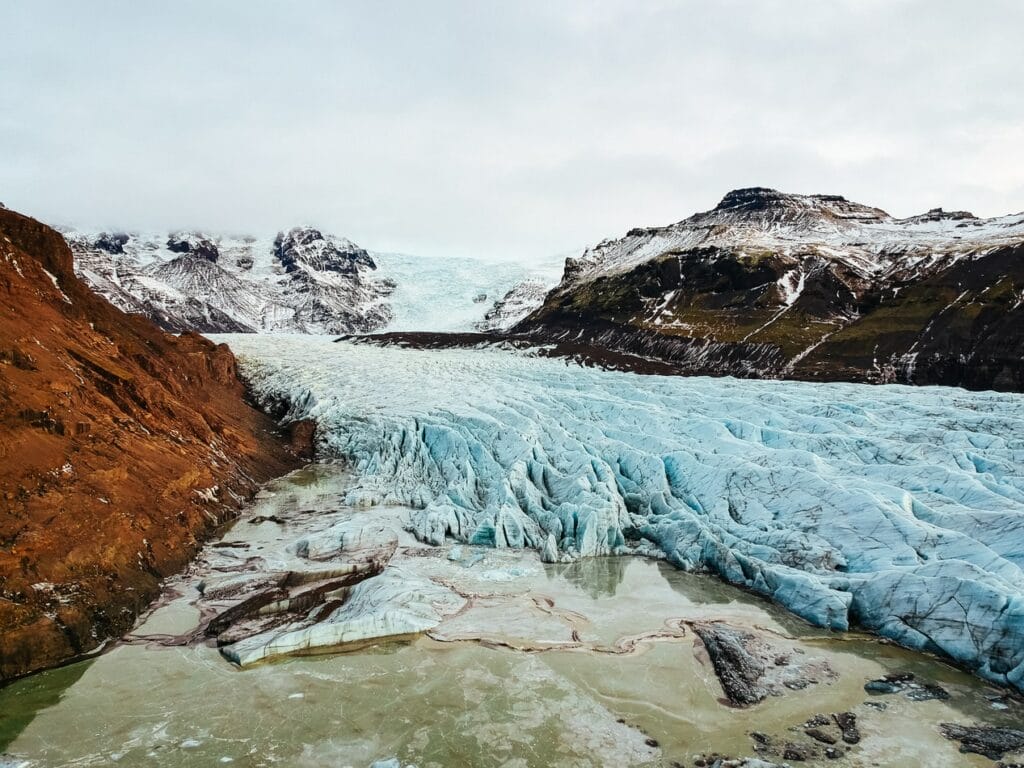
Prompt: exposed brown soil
<box><xmin>0</xmin><ymin>208</ymin><xmax>301</xmax><ymax>682</ymax></box>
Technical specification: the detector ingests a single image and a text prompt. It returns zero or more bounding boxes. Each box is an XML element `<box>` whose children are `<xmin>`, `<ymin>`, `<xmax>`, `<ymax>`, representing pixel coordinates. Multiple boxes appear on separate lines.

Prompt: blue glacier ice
<box><xmin>213</xmin><ymin>334</ymin><xmax>1024</xmax><ymax>691</ymax></box>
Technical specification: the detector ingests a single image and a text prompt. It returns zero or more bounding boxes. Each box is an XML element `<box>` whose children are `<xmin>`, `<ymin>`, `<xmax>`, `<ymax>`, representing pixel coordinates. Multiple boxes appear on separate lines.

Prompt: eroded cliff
<box><xmin>0</xmin><ymin>209</ymin><xmax>300</xmax><ymax>681</ymax></box>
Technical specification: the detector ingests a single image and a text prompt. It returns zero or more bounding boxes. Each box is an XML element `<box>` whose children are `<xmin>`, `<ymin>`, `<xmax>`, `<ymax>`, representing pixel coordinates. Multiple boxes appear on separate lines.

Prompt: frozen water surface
<box><xmin>216</xmin><ymin>335</ymin><xmax>1024</xmax><ymax>691</ymax></box>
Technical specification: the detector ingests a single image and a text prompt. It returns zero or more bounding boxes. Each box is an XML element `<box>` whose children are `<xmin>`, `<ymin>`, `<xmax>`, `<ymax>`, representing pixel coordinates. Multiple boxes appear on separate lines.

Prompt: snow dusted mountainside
<box><xmin>63</xmin><ymin>189</ymin><xmax>1024</xmax><ymax>390</ymax></box>
<box><xmin>519</xmin><ymin>188</ymin><xmax>1024</xmax><ymax>391</ymax></box>
<box><xmin>559</xmin><ymin>188</ymin><xmax>1024</xmax><ymax>285</ymax></box>
<box><xmin>68</xmin><ymin>229</ymin><xmax>561</xmax><ymax>335</ymax></box>
<box><xmin>66</xmin><ymin>227</ymin><xmax>395</xmax><ymax>334</ymax></box>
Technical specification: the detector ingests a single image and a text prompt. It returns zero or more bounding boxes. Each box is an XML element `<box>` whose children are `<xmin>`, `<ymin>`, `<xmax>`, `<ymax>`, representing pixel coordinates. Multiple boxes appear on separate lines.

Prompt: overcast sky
<box><xmin>2</xmin><ymin>1</ymin><xmax>1022</xmax><ymax>261</ymax></box>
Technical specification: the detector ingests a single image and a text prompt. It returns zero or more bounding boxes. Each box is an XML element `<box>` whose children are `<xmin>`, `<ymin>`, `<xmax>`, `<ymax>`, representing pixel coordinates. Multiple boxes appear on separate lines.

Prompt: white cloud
<box><xmin>1</xmin><ymin>0</ymin><xmax>1021</xmax><ymax>261</ymax></box>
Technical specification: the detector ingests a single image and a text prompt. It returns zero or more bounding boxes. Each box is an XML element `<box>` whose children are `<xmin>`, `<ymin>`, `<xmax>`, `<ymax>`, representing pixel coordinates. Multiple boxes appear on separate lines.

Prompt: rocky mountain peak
<box><xmin>708</xmin><ymin>187</ymin><xmax>890</xmax><ymax>224</ymax></box>
<box><xmin>93</xmin><ymin>231</ymin><xmax>130</xmax><ymax>255</ymax></box>
<box><xmin>282</xmin><ymin>226</ymin><xmax>326</xmax><ymax>248</ymax></box>
<box><xmin>713</xmin><ymin>186</ymin><xmax>794</xmax><ymax>211</ymax></box>
<box><xmin>274</xmin><ymin>227</ymin><xmax>376</xmax><ymax>275</ymax></box>
<box><xmin>523</xmin><ymin>186</ymin><xmax>1024</xmax><ymax>393</ymax></box>
<box><xmin>167</xmin><ymin>232</ymin><xmax>220</xmax><ymax>263</ymax></box>
<box><xmin>66</xmin><ymin>225</ymin><xmax>396</xmax><ymax>335</ymax></box>
<box><xmin>901</xmin><ymin>207</ymin><xmax>978</xmax><ymax>224</ymax></box>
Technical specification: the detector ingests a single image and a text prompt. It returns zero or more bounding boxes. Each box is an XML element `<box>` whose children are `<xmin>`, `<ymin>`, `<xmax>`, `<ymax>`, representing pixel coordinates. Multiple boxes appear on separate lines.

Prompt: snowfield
<box><xmin>214</xmin><ymin>334</ymin><xmax>1024</xmax><ymax>691</ymax></box>
<box><xmin>372</xmin><ymin>252</ymin><xmax>561</xmax><ymax>332</ymax></box>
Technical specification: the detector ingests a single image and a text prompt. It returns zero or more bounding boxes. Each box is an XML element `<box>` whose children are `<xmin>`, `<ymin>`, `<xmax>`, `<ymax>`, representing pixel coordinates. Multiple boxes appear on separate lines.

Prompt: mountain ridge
<box><xmin>67</xmin><ymin>226</ymin><xmax>396</xmax><ymax>335</ymax></box>
<box><xmin>67</xmin><ymin>227</ymin><xmax>564</xmax><ymax>336</ymax></box>
<box><xmin>516</xmin><ymin>187</ymin><xmax>1024</xmax><ymax>391</ymax></box>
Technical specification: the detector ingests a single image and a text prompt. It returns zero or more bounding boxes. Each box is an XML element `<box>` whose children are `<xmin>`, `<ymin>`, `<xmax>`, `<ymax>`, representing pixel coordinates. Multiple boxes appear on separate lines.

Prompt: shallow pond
<box><xmin>1</xmin><ymin>465</ymin><xmax>1021</xmax><ymax>767</ymax></box>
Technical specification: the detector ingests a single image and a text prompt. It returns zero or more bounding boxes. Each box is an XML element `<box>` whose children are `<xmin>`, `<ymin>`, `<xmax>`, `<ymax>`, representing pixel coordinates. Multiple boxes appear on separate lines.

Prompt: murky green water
<box><xmin>1</xmin><ymin>465</ymin><xmax>1020</xmax><ymax>767</ymax></box>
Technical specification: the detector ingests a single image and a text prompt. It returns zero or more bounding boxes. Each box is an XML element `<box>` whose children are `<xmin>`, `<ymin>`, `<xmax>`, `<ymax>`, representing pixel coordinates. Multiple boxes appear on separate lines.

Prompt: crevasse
<box><xmin>216</xmin><ymin>334</ymin><xmax>1024</xmax><ymax>691</ymax></box>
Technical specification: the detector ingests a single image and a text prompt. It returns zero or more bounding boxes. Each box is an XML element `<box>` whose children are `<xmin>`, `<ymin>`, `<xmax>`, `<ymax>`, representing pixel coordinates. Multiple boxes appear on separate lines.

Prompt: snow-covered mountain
<box><xmin>518</xmin><ymin>187</ymin><xmax>1024</xmax><ymax>391</ymax></box>
<box><xmin>67</xmin><ymin>228</ymin><xmax>561</xmax><ymax>335</ymax></box>
<box><xmin>560</xmin><ymin>187</ymin><xmax>1024</xmax><ymax>286</ymax></box>
<box><xmin>67</xmin><ymin>227</ymin><xmax>395</xmax><ymax>334</ymax></box>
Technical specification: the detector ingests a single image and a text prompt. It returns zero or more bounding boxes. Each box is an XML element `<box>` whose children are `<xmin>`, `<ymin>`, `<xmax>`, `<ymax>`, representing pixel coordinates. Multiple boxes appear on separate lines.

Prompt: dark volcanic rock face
<box><xmin>712</xmin><ymin>186</ymin><xmax>889</xmax><ymax>224</ymax></box>
<box><xmin>939</xmin><ymin>723</ymin><xmax>1024</xmax><ymax>760</ymax></box>
<box><xmin>273</xmin><ymin>227</ymin><xmax>376</xmax><ymax>275</ymax></box>
<box><xmin>516</xmin><ymin>188</ymin><xmax>1024</xmax><ymax>392</ymax></box>
<box><xmin>166</xmin><ymin>232</ymin><xmax>220</xmax><ymax>262</ymax></box>
<box><xmin>93</xmin><ymin>231</ymin><xmax>130</xmax><ymax>254</ymax></box>
<box><xmin>0</xmin><ymin>208</ymin><xmax>299</xmax><ymax>681</ymax></box>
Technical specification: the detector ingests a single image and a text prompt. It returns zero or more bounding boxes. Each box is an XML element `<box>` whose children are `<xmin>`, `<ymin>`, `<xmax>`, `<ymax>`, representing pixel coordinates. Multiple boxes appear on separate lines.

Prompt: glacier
<box><xmin>214</xmin><ymin>334</ymin><xmax>1024</xmax><ymax>691</ymax></box>
<box><xmin>372</xmin><ymin>251</ymin><xmax>561</xmax><ymax>332</ymax></box>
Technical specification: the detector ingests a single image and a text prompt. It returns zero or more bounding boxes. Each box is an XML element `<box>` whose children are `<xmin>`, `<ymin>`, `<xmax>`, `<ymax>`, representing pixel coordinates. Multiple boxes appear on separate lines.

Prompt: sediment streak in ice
<box><xmin>216</xmin><ymin>334</ymin><xmax>1024</xmax><ymax>691</ymax></box>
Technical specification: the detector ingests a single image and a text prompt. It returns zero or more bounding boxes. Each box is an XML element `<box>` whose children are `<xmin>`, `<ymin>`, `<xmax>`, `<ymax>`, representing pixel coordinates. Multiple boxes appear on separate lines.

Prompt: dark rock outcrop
<box><xmin>166</xmin><ymin>232</ymin><xmax>220</xmax><ymax>262</ymax></box>
<box><xmin>832</xmin><ymin>712</ymin><xmax>860</xmax><ymax>745</ymax></box>
<box><xmin>693</xmin><ymin>623</ymin><xmax>769</xmax><ymax>707</ymax></box>
<box><xmin>939</xmin><ymin>724</ymin><xmax>1024</xmax><ymax>760</ymax></box>
<box><xmin>93</xmin><ymin>231</ymin><xmax>130</xmax><ymax>255</ymax></box>
<box><xmin>691</xmin><ymin>622</ymin><xmax>834</xmax><ymax>708</ymax></box>
<box><xmin>712</xmin><ymin>186</ymin><xmax>889</xmax><ymax>223</ymax></box>
<box><xmin>864</xmin><ymin>672</ymin><xmax>950</xmax><ymax>701</ymax></box>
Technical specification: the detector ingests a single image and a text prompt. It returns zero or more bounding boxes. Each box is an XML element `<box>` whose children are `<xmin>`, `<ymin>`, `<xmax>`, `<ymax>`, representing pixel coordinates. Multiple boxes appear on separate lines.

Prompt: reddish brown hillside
<box><xmin>0</xmin><ymin>208</ymin><xmax>300</xmax><ymax>681</ymax></box>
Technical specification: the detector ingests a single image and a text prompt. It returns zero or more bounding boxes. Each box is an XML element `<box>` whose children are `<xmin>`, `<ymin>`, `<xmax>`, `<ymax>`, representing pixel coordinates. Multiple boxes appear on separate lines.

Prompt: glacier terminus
<box><xmin>219</xmin><ymin>334</ymin><xmax>1024</xmax><ymax>693</ymax></box>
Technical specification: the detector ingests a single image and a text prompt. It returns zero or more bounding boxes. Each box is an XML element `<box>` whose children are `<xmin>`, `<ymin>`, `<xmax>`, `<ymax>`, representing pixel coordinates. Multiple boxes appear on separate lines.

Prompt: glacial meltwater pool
<box><xmin>1</xmin><ymin>465</ymin><xmax>1021</xmax><ymax>767</ymax></box>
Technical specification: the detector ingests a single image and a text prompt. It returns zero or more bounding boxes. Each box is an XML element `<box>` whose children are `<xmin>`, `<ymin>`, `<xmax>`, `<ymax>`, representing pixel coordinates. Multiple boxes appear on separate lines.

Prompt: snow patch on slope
<box><xmin>777</xmin><ymin>268</ymin><xmax>805</xmax><ymax>307</ymax></box>
<box><xmin>475</xmin><ymin>280</ymin><xmax>552</xmax><ymax>332</ymax></box>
